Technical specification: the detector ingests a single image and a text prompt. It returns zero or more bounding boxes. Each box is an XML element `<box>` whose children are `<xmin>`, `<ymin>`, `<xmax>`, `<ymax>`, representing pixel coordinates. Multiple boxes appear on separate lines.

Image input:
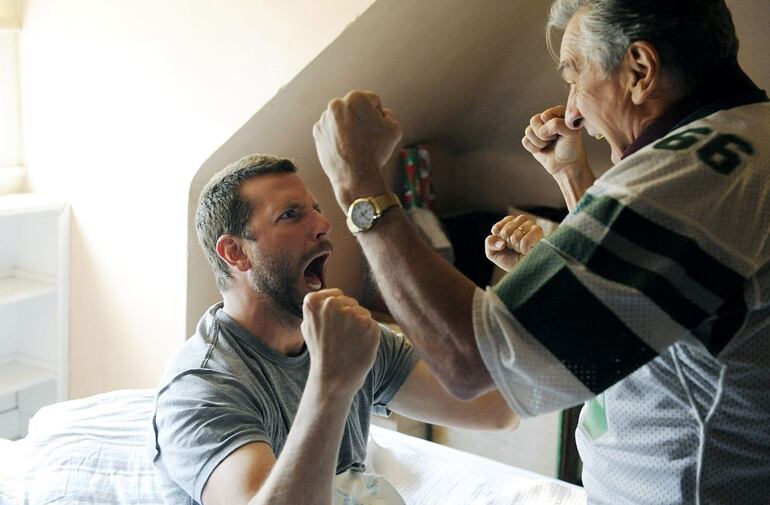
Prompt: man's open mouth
<box><xmin>303</xmin><ymin>252</ymin><xmax>330</xmax><ymax>291</ymax></box>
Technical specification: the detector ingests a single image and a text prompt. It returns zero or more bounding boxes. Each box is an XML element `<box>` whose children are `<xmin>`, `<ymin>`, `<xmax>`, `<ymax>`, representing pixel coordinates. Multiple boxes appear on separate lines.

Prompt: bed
<box><xmin>0</xmin><ymin>389</ymin><xmax>586</xmax><ymax>505</ymax></box>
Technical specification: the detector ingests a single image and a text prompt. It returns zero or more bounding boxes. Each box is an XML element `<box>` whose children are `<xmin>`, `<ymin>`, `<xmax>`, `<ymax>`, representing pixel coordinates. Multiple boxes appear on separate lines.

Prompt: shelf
<box><xmin>0</xmin><ymin>193</ymin><xmax>66</xmax><ymax>217</ymax></box>
<box><xmin>0</xmin><ymin>275</ymin><xmax>56</xmax><ymax>306</ymax></box>
<box><xmin>0</xmin><ymin>361</ymin><xmax>56</xmax><ymax>397</ymax></box>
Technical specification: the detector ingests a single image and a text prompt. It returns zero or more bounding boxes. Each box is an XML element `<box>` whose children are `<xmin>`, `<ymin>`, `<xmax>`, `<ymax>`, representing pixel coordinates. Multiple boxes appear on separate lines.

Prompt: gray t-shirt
<box><xmin>148</xmin><ymin>303</ymin><xmax>418</xmax><ymax>505</ymax></box>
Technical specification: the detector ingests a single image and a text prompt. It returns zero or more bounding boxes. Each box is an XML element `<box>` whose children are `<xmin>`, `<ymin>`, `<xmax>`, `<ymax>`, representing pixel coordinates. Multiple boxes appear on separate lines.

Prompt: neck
<box><xmin>221</xmin><ymin>289</ymin><xmax>305</xmax><ymax>356</ymax></box>
<box><xmin>631</xmin><ymin>90</ymin><xmax>681</xmax><ymax>144</ymax></box>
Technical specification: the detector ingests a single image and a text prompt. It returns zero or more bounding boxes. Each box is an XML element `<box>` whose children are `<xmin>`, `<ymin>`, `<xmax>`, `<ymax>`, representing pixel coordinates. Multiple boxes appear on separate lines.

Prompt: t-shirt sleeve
<box><xmin>370</xmin><ymin>325</ymin><xmax>419</xmax><ymax>416</ymax></box>
<box><xmin>475</xmin><ymin>136</ymin><xmax>761</xmax><ymax>417</ymax></box>
<box><xmin>150</xmin><ymin>369</ymin><xmax>272</xmax><ymax>503</ymax></box>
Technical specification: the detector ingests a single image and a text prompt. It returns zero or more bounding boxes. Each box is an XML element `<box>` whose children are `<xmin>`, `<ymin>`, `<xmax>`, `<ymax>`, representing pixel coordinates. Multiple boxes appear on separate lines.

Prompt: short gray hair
<box><xmin>547</xmin><ymin>0</ymin><xmax>739</xmax><ymax>90</ymax></box>
<box><xmin>196</xmin><ymin>154</ymin><xmax>297</xmax><ymax>292</ymax></box>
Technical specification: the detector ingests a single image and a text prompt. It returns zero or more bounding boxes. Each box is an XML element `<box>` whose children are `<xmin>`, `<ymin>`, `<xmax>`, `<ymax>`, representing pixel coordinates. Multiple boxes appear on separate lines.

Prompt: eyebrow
<box><xmin>558</xmin><ymin>60</ymin><xmax>576</xmax><ymax>79</ymax></box>
<box><xmin>278</xmin><ymin>201</ymin><xmax>322</xmax><ymax>213</ymax></box>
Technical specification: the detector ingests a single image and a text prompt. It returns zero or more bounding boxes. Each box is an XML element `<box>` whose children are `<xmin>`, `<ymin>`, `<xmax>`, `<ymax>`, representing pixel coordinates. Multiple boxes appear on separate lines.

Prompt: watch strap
<box><xmin>369</xmin><ymin>192</ymin><xmax>402</xmax><ymax>216</ymax></box>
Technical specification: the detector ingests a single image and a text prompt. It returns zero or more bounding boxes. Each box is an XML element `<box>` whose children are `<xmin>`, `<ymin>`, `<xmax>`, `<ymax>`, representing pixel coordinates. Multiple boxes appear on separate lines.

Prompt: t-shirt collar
<box><xmin>214</xmin><ymin>306</ymin><xmax>309</xmax><ymax>366</ymax></box>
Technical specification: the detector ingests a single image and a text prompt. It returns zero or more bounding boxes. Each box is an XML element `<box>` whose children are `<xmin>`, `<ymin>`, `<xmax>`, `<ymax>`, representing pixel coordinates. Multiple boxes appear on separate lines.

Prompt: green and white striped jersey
<box><xmin>474</xmin><ymin>101</ymin><xmax>770</xmax><ymax>504</ymax></box>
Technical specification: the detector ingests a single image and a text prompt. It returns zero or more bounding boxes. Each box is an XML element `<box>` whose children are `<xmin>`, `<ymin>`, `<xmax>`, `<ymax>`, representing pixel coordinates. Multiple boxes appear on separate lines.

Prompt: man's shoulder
<box><xmin>157</xmin><ymin>308</ymin><xmax>244</xmax><ymax>391</ymax></box>
<box><xmin>372</xmin><ymin>322</ymin><xmax>418</xmax><ymax>375</ymax></box>
<box><xmin>583</xmin><ymin>100</ymin><xmax>770</xmax><ymax>274</ymax></box>
<box><xmin>160</xmin><ymin>333</ymin><xmax>219</xmax><ymax>382</ymax></box>
<box><xmin>598</xmin><ymin>101</ymin><xmax>769</xmax><ymax>196</ymax></box>
<box><xmin>375</xmin><ymin>323</ymin><xmax>413</xmax><ymax>358</ymax></box>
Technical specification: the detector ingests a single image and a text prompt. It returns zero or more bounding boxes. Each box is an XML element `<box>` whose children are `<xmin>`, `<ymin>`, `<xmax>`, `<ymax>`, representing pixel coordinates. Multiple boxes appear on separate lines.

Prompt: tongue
<box><xmin>304</xmin><ymin>271</ymin><xmax>322</xmax><ymax>290</ymax></box>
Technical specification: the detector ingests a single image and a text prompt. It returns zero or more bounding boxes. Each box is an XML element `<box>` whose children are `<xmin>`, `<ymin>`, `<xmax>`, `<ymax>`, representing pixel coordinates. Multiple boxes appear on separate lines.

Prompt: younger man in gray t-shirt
<box><xmin>150</xmin><ymin>303</ymin><xmax>417</xmax><ymax>504</ymax></box>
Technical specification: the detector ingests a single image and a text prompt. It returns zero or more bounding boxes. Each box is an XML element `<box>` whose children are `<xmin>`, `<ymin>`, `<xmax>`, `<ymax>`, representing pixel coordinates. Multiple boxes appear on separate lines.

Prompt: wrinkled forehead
<box><xmin>240</xmin><ymin>172</ymin><xmax>316</xmax><ymax>214</ymax></box>
<box><xmin>558</xmin><ymin>11</ymin><xmax>585</xmax><ymax>78</ymax></box>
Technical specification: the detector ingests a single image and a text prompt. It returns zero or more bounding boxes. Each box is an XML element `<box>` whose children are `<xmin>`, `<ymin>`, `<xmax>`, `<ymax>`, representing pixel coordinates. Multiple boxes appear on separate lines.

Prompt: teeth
<box><xmin>308</xmin><ymin>280</ymin><xmax>322</xmax><ymax>291</ymax></box>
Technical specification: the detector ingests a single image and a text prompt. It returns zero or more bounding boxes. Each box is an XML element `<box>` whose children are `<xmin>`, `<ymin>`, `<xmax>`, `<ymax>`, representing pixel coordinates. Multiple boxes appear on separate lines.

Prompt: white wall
<box><xmin>18</xmin><ymin>0</ymin><xmax>375</xmax><ymax>398</ymax></box>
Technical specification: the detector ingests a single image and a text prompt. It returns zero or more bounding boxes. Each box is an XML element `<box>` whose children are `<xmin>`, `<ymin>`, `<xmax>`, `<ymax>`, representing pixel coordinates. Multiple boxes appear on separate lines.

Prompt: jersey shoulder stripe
<box><xmin>561</xmin><ymin>193</ymin><xmax>747</xmax><ymax>355</ymax></box>
<box><xmin>494</xmin><ymin>244</ymin><xmax>658</xmax><ymax>394</ymax></box>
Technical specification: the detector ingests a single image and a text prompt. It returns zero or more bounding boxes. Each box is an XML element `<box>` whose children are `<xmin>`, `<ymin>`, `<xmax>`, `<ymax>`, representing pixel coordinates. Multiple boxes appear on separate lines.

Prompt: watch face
<box><xmin>350</xmin><ymin>200</ymin><xmax>375</xmax><ymax>229</ymax></box>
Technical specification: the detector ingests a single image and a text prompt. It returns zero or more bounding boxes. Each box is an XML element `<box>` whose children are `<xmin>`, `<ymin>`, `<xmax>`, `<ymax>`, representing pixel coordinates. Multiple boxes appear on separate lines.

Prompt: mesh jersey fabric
<box><xmin>474</xmin><ymin>101</ymin><xmax>770</xmax><ymax>504</ymax></box>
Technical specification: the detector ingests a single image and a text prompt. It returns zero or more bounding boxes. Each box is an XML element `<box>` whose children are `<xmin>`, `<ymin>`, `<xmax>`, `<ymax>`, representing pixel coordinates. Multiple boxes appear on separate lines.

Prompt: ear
<box><xmin>624</xmin><ymin>40</ymin><xmax>660</xmax><ymax>105</ymax></box>
<box><xmin>216</xmin><ymin>235</ymin><xmax>252</xmax><ymax>273</ymax></box>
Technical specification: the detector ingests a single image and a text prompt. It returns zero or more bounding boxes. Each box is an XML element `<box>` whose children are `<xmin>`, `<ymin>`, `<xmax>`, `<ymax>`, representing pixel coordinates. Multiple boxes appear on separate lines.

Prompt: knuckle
<box><xmin>347</xmin><ymin>90</ymin><xmax>367</xmax><ymax>104</ymax></box>
<box><xmin>329</xmin><ymin>98</ymin><xmax>344</xmax><ymax>113</ymax></box>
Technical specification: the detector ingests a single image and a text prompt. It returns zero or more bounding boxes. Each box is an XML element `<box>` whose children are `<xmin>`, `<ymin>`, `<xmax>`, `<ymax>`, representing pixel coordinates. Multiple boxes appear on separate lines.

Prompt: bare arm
<box><xmin>203</xmin><ymin>385</ymin><xmax>355</xmax><ymax>505</ymax></box>
<box><xmin>313</xmin><ymin>91</ymin><xmax>493</xmax><ymax>399</ymax></box>
<box><xmin>202</xmin><ymin>290</ymin><xmax>381</xmax><ymax>505</ymax></box>
<box><xmin>389</xmin><ymin>360</ymin><xmax>518</xmax><ymax>431</ymax></box>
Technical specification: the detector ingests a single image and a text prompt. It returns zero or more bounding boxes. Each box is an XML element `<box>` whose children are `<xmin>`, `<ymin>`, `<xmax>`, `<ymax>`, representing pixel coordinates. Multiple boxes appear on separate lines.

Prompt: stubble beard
<box><xmin>247</xmin><ymin>240</ymin><xmax>332</xmax><ymax>326</ymax></box>
<box><xmin>249</xmin><ymin>255</ymin><xmax>304</xmax><ymax>325</ymax></box>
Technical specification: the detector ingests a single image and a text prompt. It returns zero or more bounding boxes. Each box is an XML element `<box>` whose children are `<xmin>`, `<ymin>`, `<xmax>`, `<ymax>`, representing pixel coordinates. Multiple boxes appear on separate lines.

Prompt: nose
<box><xmin>313</xmin><ymin>210</ymin><xmax>332</xmax><ymax>240</ymax></box>
<box><xmin>565</xmin><ymin>90</ymin><xmax>584</xmax><ymax>130</ymax></box>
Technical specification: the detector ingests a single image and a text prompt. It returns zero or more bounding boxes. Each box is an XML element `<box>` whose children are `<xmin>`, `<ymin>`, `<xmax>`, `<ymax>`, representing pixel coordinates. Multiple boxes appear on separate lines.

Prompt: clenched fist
<box><xmin>521</xmin><ymin>105</ymin><xmax>587</xmax><ymax>176</ymax></box>
<box><xmin>301</xmin><ymin>288</ymin><xmax>381</xmax><ymax>394</ymax></box>
<box><xmin>484</xmin><ymin>215</ymin><xmax>544</xmax><ymax>272</ymax></box>
<box><xmin>521</xmin><ymin>105</ymin><xmax>596</xmax><ymax>210</ymax></box>
<box><xmin>313</xmin><ymin>90</ymin><xmax>403</xmax><ymax>209</ymax></box>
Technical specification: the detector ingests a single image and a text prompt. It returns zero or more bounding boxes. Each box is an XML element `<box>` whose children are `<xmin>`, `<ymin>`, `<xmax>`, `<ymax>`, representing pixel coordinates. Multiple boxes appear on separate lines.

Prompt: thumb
<box><xmin>485</xmin><ymin>235</ymin><xmax>506</xmax><ymax>257</ymax></box>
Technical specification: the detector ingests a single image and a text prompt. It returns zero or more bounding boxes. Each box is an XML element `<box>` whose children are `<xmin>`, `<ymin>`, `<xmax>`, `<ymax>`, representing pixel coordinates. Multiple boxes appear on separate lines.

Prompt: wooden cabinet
<box><xmin>0</xmin><ymin>194</ymin><xmax>68</xmax><ymax>440</ymax></box>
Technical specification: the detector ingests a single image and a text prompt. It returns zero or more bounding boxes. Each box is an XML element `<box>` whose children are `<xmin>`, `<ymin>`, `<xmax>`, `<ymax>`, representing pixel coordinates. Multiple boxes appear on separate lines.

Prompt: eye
<box><xmin>279</xmin><ymin>209</ymin><xmax>299</xmax><ymax>220</ymax></box>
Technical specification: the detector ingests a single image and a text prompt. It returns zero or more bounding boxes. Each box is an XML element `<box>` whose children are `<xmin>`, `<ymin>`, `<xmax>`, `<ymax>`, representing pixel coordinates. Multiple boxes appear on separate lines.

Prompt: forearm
<box><xmin>552</xmin><ymin>164</ymin><xmax>595</xmax><ymax>211</ymax></box>
<box><xmin>249</xmin><ymin>378</ymin><xmax>354</xmax><ymax>505</ymax></box>
<box><xmin>391</xmin><ymin>361</ymin><xmax>517</xmax><ymax>430</ymax></box>
<box><xmin>314</xmin><ymin>91</ymin><xmax>492</xmax><ymax>399</ymax></box>
<box><xmin>356</xmin><ymin>208</ymin><xmax>493</xmax><ymax>399</ymax></box>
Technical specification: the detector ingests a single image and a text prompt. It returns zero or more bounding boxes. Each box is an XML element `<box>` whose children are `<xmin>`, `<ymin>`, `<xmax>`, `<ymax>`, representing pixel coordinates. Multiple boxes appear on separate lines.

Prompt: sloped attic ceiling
<box><xmin>186</xmin><ymin>0</ymin><xmax>770</xmax><ymax>333</ymax></box>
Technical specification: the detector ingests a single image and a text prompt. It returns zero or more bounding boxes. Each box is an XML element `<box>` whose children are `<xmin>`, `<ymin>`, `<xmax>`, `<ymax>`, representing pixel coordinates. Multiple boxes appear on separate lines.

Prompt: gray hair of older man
<box><xmin>196</xmin><ymin>154</ymin><xmax>297</xmax><ymax>292</ymax></box>
<box><xmin>547</xmin><ymin>0</ymin><xmax>739</xmax><ymax>92</ymax></box>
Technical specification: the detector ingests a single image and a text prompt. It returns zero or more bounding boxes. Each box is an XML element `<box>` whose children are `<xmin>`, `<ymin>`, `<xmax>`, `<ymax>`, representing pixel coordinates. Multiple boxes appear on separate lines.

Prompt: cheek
<box><xmin>573</xmin><ymin>90</ymin><xmax>598</xmax><ymax>119</ymax></box>
<box><xmin>579</xmin><ymin>85</ymin><xmax>616</xmax><ymax>122</ymax></box>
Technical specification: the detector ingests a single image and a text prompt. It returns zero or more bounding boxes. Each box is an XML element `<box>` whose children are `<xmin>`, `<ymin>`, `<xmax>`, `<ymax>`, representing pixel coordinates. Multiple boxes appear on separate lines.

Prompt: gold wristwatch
<box><xmin>346</xmin><ymin>192</ymin><xmax>402</xmax><ymax>234</ymax></box>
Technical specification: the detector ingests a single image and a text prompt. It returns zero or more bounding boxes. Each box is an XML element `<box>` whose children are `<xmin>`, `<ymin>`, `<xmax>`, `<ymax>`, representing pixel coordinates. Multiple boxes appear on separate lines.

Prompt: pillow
<box><xmin>15</xmin><ymin>389</ymin><xmax>162</xmax><ymax>505</ymax></box>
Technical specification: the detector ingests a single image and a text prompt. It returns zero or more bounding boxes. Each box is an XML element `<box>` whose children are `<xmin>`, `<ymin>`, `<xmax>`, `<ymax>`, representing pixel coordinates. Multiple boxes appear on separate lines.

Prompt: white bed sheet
<box><xmin>1</xmin><ymin>389</ymin><xmax>161</xmax><ymax>505</ymax></box>
<box><xmin>367</xmin><ymin>426</ymin><xmax>585</xmax><ymax>504</ymax></box>
<box><xmin>0</xmin><ymin>389</ymin><xmax>585</xmax><ymax>505</ymax></box>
